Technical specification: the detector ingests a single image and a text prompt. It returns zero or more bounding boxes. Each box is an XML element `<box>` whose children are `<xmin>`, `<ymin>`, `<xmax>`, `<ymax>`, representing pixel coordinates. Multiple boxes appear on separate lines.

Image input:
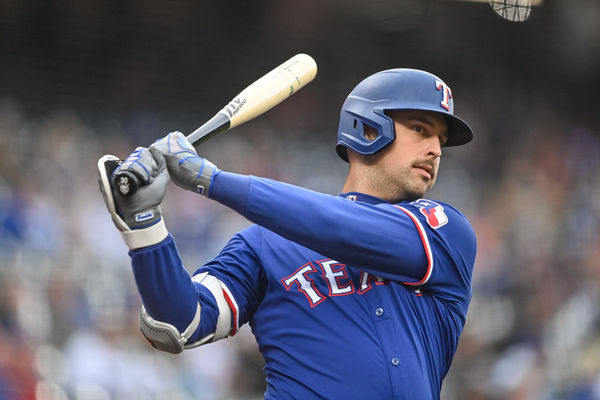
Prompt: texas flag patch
<box><xmin>411</xmin><ymin>199</ymin><xmax>448</xmax><ymax>229</ymax></box>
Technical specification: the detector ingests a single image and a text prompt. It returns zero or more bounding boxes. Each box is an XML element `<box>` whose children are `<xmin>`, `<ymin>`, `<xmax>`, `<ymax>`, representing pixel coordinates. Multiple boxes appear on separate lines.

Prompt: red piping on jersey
<box><xmin>222</xmin><ymin>288</ymin><xmax>239</xmax><ymax>336</ymax></box>
<box><xmin>394</xmin><ymin>205</ymin><xmax>433</xmax><ymax>286</ymax></box>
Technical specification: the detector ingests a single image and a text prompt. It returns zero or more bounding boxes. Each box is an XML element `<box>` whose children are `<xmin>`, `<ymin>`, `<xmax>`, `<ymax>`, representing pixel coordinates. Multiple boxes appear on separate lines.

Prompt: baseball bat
<box><xmin>113</xmin><ymin>53</ymin><xmax>318</xmax><ymax>197</ymax></box>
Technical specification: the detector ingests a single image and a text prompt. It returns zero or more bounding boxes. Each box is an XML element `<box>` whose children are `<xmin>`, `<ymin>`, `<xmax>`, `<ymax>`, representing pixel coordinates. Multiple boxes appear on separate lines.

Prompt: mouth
<box><xmin>413</xmin><ymin>163</ymin><xmax>434</xmax><ymax>180</ymax></box>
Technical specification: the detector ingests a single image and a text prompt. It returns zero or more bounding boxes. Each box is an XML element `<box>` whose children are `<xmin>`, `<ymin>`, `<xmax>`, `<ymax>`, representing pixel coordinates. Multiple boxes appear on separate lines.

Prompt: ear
<box><xmin>363</xmin><ymin>123</ymin><xmax>378</xmax><ymax>142</ymax></box>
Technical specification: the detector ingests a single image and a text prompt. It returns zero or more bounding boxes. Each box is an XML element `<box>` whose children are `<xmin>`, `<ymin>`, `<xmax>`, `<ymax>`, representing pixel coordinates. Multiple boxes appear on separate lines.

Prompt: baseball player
<box><xmin>98</xmin><ymin>68</ymin><xmax>477</xmax><ymax>399</ymax></box>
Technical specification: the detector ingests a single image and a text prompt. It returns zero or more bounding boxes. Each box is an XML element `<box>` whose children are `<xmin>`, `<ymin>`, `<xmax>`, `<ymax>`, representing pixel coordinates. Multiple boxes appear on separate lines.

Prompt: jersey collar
<box><xmin>339</xmin><ymin>192</ymin><xmax>391</xmax><ymax>205</ymax></box>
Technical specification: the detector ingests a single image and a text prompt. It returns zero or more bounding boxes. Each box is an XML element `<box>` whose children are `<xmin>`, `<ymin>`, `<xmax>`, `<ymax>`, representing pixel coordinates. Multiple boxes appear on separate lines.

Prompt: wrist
<box><xmin>192</xmin><ymin>159</ymin><xmax>220</xmax><ymax>196</ymax></box>
<box><xmin>121</xmin><ymin>218</ymin><xmax>169</xmax><ymax>250</ymax></box>
<box><xmin>206</xmin><ymin>171</ymin><xmax>250</xmax><ymax>214</ymax></box>
<box><xmin>120</xmin><ymin>205</ymin><xmax>163</xmax><ymax>229</ymax></box>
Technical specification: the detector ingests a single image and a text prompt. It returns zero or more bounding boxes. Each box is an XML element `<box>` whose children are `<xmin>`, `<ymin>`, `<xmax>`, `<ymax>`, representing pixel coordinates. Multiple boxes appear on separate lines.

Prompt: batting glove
<box><xmin>97</xmin><ymin>147</ymin><xmax>169</xmax><ymax>250</ymax></box>
<box><xmin>149</xmin><ymin>131</ymin><xmax>219</xmax><ymax>196</ymax></box>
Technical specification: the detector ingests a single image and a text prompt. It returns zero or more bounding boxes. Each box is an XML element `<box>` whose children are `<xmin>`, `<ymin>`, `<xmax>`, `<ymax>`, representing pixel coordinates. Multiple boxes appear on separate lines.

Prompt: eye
<box><xmin>412</xmin><ymin>125</ymin><xmax>425</xmax><ymax>134</ymax></box>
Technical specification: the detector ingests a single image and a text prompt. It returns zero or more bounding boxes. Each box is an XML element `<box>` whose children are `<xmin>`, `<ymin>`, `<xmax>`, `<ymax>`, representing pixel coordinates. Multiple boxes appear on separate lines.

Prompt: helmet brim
<box><xmin>443</xmin><ymin>113</ymin><xmax>473</xmax><ymax>147</ymax></box>
<box><xmin>381</xmin><ymin>105</ymin><xmax>473</xmax><ymax>147</ymax></box>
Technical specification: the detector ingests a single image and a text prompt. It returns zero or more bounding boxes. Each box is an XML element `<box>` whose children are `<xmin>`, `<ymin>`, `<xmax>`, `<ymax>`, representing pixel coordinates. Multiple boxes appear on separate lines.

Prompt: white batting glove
<box><xmin>149</xmin><ymin>131</ymin><xmax>220</xmax><ymax>196</ymax></box>
<box><xmin>97</xmin><ymin>148</ymin><xmax>169</xmax><ymax>250</ymax></box>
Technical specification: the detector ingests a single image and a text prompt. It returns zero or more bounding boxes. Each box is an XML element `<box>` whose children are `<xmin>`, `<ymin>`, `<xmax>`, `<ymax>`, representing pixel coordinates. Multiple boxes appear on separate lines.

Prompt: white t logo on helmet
<box><xmin>435</xmin><ymin>80</ymin><xmax>452</xmax><ymax>111</ymax></box>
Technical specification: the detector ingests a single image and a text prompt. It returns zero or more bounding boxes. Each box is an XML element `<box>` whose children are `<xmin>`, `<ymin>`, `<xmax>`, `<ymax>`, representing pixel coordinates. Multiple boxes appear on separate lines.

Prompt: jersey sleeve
<box><xmin>209</xmin><ymin>172</ymin><xmax>475</xmax><ymax>290</ymax></box>
<box><xmin>397</xmin><ymin>199</ymin><xmax>477</xmax><ymax>314</ymax></box>
<box><xmin>192</xmin><ymin>226</ymin><xmax>265</xmax><ymax>334</ymax></box>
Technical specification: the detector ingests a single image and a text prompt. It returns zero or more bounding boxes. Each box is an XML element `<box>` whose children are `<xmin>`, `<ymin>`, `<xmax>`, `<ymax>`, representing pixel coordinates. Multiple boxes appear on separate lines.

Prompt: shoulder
<box><xmin>396</xmin><ymin>198</ymin><xmax>476</xmax><ymax>257</ymax></box>
<box><xmin>396</xmin><ymin>198</ymin><xmax>472</xmax><ymax>231</ymax></box>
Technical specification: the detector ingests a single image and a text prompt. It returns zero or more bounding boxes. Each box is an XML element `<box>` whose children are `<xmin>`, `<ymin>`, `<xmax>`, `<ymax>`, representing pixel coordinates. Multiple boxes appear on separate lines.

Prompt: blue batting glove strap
<box><xmin>150</xmin><ymin>131</ymin><xmax>220</xmax><ymax>196</ymax></box>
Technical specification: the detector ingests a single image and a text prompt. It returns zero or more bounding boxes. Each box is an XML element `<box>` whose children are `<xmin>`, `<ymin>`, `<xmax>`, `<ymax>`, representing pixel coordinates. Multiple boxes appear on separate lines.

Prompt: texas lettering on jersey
<box><xmin>281</xmin><ymin>259</ymin><xmax>388</xmax><ymax>307</ymax></box>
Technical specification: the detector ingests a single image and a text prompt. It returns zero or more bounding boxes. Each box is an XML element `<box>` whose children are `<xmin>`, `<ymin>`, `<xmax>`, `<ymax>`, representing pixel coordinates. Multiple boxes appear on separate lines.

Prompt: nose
<box><xmin>427</xmin><ymin>137</ymin><xmax>442</xmax><ymax>159</ymax></box>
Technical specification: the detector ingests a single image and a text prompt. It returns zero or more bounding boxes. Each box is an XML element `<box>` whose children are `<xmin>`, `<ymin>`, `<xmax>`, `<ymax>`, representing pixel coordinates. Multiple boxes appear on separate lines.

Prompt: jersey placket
<box><xmin>363</xmin><ymin>283</ymin><xmax>407</xmax><ymax>400</ymax></box>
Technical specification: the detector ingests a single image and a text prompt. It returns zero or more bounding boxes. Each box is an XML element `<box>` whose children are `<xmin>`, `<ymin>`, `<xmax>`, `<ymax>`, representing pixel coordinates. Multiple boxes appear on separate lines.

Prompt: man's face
<box><xmin>352</xmin><ymin>109</ymin><xmax>448</xmax><ymax>202</ymax></box>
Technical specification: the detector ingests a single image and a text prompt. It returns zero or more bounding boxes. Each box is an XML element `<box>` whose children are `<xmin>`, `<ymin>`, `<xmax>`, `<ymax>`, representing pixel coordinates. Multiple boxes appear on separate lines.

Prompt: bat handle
<box><xmin>112</xmin><ymin>169</ymin><xmax>141</xmax><ymax>197</ymax></box>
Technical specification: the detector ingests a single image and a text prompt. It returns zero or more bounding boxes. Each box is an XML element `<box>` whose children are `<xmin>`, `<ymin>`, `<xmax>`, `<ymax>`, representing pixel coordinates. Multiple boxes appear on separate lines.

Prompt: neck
<box><xmin>343</xmin><ymin>151</ymin><xmax>392</xmax><ymax>199</ymax></box>
<box><xmin>342</xmin><ymin>162</ymin><xmax>416</xmax><ymax>204</ymax></box>
<box><xmin>342</xmin><ymin>164</ymin><xmax>392</xmax><ymax>200</ymax></box>
<box><xmin>341</xmin><ymin>172</ymin><xmax>368</xmax><ymax>195</ymax></box>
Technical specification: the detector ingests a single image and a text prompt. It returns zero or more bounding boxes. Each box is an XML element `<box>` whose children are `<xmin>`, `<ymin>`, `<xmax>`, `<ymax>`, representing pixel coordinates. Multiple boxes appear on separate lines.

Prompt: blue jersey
<box><xmin>130</xmin><ymin>172</ymin><xmax>477</xmax><ymax>399</ymax></box>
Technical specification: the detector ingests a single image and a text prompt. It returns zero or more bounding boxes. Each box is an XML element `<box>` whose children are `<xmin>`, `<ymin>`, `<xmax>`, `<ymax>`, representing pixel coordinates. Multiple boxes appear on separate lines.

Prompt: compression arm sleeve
<box><xmin>209</xmin><ymin>171</ymin><xmax>428</xmax><ymax>281</ymax></box>
<box><xmin>130</xmin><ymin>235</ymin><xmax>223</xmax><ymax>346</ymax></box>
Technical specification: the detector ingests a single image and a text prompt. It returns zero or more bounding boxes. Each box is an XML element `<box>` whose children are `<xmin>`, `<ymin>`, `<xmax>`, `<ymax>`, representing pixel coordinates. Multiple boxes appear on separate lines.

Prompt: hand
<box><xmin>97</xmin><ymin>148</ymin><xmax>169</xmax><ymax>249</ymax></box>
<box><xmin>149</xmin><ymin>131</ymin><xmax>220</xmax><ymax>196</ymax></box>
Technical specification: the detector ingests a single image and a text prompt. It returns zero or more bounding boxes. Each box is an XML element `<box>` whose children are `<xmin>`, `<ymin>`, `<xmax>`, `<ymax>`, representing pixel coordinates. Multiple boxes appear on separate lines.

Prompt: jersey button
<box><xmin>391</xmin><ymin>357</ymin><xmax>400</xmax><ymax>366</ymax></box>
<box><xmin>375</xmin><ymin>307</ymin><xmax>384</xmax><ymax>316</ymax></box>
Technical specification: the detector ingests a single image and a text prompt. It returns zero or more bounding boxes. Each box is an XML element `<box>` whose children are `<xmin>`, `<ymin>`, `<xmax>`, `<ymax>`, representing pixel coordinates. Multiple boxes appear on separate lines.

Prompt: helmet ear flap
<box><xmin>336</xmin><ymin>97</ymin><xmax>395</xmax><ymax>161</ymax></box>
<box><xmin>362</xmin><ymin>121</ymin><xmax>380</xmax><ymax>142</ymax></box>
<box><xmin>335</xmin><ymin>117</ymin><xmax>384</xmax><ymax>162</ymax></box>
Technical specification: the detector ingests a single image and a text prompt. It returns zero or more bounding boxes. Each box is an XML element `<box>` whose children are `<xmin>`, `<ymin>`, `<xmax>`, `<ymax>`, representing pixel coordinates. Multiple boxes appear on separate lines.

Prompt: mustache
<box><xmin>412</xmin><ymin>160</ymin><xmax>436</xmax><ymax>171</ymax></box>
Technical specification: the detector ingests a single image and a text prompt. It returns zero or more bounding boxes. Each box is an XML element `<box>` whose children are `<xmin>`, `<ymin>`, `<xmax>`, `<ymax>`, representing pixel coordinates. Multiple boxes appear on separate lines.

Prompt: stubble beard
<box><xmin>374</xmin><ymin>165</ymin><xmax>434</xmax><ymax>203</ymax></box>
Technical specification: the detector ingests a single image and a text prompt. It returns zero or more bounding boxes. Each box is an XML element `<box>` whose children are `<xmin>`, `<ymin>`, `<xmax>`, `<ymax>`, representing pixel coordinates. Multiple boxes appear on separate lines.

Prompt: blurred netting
<box><xmin>1</xmin><ymin>1</ymin><xmax>600</xmax><ymax>399</ymax></box>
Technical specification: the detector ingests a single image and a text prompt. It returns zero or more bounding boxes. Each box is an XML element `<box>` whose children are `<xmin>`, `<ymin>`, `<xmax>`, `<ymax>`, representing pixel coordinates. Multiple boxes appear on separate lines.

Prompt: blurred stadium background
<box><xmin>1</xmin><ymin>0</ymin><xmax>599</xmax><ymax>399</ymax></box>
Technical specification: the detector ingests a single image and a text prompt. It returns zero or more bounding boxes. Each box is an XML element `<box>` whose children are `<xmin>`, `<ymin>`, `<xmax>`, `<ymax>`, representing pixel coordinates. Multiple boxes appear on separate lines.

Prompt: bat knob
<box><xmin>112</xmin><ymin>169</ymin><xmax>140</xmax><ymax>197</ymax></box>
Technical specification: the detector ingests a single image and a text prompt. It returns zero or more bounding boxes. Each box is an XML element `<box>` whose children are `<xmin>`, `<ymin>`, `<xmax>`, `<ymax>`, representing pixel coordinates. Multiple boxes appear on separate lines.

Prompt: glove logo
<box><xmin>135</xmin><ymin>211</ymin><xmax>154</xmax><ymax>223</ymax></box>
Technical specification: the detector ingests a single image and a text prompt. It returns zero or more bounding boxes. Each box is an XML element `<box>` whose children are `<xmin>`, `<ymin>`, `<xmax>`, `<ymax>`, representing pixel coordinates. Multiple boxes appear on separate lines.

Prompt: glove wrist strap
<box><xmin>121</xmin><ymin>218</ymin><xmax>168</xmax><ymax>250</ymax></box>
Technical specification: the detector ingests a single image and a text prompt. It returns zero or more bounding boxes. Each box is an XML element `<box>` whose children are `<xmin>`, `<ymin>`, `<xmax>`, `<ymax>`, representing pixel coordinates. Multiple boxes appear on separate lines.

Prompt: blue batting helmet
<box><xmin>336</xmin><ymin>68</ymin><xmax>473</xmax><ymax>161</ymax></box>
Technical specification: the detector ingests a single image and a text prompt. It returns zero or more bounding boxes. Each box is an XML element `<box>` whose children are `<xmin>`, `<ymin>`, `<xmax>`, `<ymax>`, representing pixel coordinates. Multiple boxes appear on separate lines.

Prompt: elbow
<box><xmin>138</xmin><ymin>303</ymin><xmax>203</xmax><ymax>354</ymax></box>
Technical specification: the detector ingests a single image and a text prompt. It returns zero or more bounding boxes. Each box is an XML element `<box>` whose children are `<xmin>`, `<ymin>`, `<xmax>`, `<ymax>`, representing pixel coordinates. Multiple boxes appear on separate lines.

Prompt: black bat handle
<box><xmin>112</xmin><ymin>169</ymin><xmax>140</xmax><ymax>197</ymax></box>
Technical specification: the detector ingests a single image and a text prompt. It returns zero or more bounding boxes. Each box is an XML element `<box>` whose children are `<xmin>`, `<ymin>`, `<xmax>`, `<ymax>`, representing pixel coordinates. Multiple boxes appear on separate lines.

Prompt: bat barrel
<box><xmin>113</xmin><ymin>53</ymin><xmax>317</xmax><ymax>198</ymax></box>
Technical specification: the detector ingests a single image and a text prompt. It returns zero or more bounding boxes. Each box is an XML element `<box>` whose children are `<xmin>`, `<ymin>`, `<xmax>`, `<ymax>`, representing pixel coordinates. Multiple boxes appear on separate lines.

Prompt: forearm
<box><xmin>130</xmin><ymin>235</ymin><xmax>215</xmax><ymax>335</ymax></box>
<box><xmin>209</xmin><ymin>172</ymin><xmax>427</xmax><ymax>280</ymax></box>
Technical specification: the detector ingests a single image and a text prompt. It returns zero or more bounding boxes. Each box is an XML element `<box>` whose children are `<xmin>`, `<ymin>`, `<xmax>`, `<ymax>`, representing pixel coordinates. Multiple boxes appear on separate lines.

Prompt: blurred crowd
<box><xmin>0</xmin><ymin>83</ymin><xmax>599</xmax><ymax>400</ymax></box>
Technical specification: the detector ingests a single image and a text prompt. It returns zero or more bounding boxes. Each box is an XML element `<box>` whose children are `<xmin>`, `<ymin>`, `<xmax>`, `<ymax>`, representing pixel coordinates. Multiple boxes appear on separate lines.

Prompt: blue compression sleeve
<box><xmin>209</xmin><ymin>171</ymin><xmax>250</xmax><ymax>214</ymax></box>
<box><xmin>129</xmin><ymin>235</ymin><xmax>218</xmax><ymax>339</ymax></box>
<box><xmin>209</xmin><ymin>172</ymin><xmax>427</xmax><ymax>281</ymax></box>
